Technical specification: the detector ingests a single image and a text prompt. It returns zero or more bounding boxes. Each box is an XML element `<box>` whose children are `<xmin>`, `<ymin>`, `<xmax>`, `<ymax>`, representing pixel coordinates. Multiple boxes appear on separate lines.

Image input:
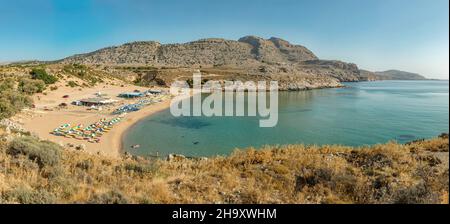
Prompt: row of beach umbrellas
<box><xmin>52</xmin><ymin>117</ymin><xmax>122</xmax><ymax>143</ymax></box>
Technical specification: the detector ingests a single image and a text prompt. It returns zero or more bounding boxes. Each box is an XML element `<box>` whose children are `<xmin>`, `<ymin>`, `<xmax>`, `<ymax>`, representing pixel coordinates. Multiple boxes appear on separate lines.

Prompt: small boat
<box><xmin>131</xmin><ymin>144</ymin><xmax>141</xmax><ymax>149</ymax></box>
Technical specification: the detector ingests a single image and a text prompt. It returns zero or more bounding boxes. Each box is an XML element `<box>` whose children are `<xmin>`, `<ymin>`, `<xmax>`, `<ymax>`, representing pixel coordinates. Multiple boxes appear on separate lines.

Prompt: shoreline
<box><xmin>18</xmin><ymin>96</ymin><xmax>172</xmax><ymax>158</ymax></box>
<box><xmin>15</xmin><ymin>80</ymin><xmax>173</xmax><ymax>158</ymax></box>
<box><xmin>115</xmin><ymin>99</ymin><xmax>172</xmax><ymax>156</ymax></box>
<box><xmin>17</xmin><ymin>80</ymin><xmax>445</xmax><ymax>158</ymax></box>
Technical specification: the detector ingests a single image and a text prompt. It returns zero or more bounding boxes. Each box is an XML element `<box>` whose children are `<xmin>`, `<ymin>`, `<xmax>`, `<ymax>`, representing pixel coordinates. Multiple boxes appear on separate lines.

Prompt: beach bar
<box><xmin>74</xmin><ymin>97</ymin><xmax>118</xmax><ymax>106</ymax></box>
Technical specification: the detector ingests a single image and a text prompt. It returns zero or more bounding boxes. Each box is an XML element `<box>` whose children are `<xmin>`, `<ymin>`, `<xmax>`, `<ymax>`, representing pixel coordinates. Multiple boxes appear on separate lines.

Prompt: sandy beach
<box><xmin>15</xmin><ymin>81</ymin><xmax>172</xmax><ymax>158</ymax></box>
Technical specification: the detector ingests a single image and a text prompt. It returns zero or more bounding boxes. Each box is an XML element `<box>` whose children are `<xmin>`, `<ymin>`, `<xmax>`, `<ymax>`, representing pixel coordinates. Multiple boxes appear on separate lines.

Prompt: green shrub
<box><xmin>62</xmin><ymin>64</ymin><xmax>100</xmax><ymax>86</ymax></box>
<box><xmin>88</xmin><ymin>190</ymin><xmax>129</xmax><ymax>204</ymax></box>
<box><xmin>18</xmin><ymin>78</ymin><xmax>45</xmax><ymax>94</ymax></box>
<box><xmin>8</xmin><ymin>136</ymin><xmax>62</xmax><ymax>167</ymax></box>
<box><xmin>76</xmin><ymin>159</ymin><xmax>94</xmax><ymax>171</ymax></box>
<box><xmin>393</xmin><ymin>182</ymin><xmax>437</xmax><ymax>204</ymax></box>
<box><xmin>123</xmin><ymin>162</ymin><xmax>155</xmax><ymax>175</ymax></box>
<box><xmin>9</xmin><ymin>154</ymin><xmax>40</xmax><ymax>170</ymax></box>
<box><xmin>155</xmin><ymin>78</ymin><xmax>166</xmax><ymax>86</ymax></box>
<box><xmin>0</xmin><ymin>98</ymin><xmax>17</xmax><ymax>119</ymax></box>
<box><xmin>2</xmin><ymin>89</ymin><xmax>33</xmax><ymax>108</ymax></box>
<box><xmin>67</xmin><ymin>81</ymin><xmax>78</xmax><ymax>87</ymax></box>
<box><xmin>4</xmin><ymin>186</ymin><xmax>57</xmax><ymax>204</ymax></box>
<box><xmin>0</xmin><ymin>78</ymin><xmax>15</xmax><ymax>92</ymax></box>
<box><xmin>30</xmin><ymin>68</ymin><xmax>58</xmax><ymax>84</ymax></box>
<box><xmin>0</xmin><ymin>89</ymin><xmax>33</xmax><ymax>119</ymax></box>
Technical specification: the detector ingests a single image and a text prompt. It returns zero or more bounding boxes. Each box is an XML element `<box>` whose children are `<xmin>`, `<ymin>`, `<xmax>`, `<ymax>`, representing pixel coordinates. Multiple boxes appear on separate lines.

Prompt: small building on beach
<box><xmin>73</xmin><ymin>97</ymin><xmax>118</xmax><ymax>106</ymax></box>
<box><xmin>118</xmin><ymin>92</ymin><xmax>145</xmax><ymax>98</ymax></box>
<box><xmin>145</xmin><ymin>89</ymin><xmax>163</xmax><ymax>95</ymax></box>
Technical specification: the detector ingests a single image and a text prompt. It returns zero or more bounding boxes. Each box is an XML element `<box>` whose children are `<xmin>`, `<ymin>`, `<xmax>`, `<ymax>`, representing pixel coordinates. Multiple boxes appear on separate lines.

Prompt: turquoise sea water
<box><xmin>123</xmin><ymin>80</ymin><xmax>449</xmax><ymax>157</ymax></box>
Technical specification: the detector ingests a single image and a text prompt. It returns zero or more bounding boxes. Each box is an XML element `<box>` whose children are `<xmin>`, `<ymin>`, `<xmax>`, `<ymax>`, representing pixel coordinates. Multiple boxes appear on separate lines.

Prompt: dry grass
<box><xmin>3</xmin><ymin>63</ymin><xmax>444</xmax><ymax>204</ymax></box>
<box><xmin>0</xmin><ymin>133</ymin><xmax>447</xmax><ymax>204</ymax></box>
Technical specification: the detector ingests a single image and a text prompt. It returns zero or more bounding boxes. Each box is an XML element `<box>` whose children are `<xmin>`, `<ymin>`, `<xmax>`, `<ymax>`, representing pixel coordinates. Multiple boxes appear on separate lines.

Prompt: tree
<box><xmin>0</xmin><ymin>78</ymin><xmax>33</xmax><ymax>119</ymax></box>
<box><xmin>30</xmin><ymin>68</ymin><xmax>58</xmax><ymax>84</ymax></box>
<box><xmin>18</xmin><ymin>78</ymin><xmax>45</xmax><ymax>94</ymax></box>
<box><xmin>1</xmin><ymin>89</ymin><xmax>33</xmax><ymax>109</ymax></box>
<box><xmin>0</xmin><ymin>98</ymin><xmax>16</xmax><ymax>119</ymax></box>
<box><xmin>0</xmin><ymin>78</ymin><xmax>15</xmax><ymax>92</ymax></box>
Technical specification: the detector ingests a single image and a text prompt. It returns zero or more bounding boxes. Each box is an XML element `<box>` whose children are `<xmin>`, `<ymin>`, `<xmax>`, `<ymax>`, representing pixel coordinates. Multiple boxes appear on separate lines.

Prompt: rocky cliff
<box><xmin>63</xmin><ymin>36</ymin><xmax>319</xmax><ymax>66</ymax></box>
<box><xmin>359</xmin><ymin>69</ymin><xmax>381</xmax><ymax>81</ymax></box>
<box><xmin>61</xmin><ymin>36</ymin><xmax>367</xmax><ymax>90</ymax></box>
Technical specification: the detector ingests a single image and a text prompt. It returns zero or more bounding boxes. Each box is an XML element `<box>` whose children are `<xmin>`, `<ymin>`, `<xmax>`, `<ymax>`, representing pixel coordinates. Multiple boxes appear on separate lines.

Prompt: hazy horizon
<box><xmin>0</xmin><ymin>0</ymin><xmax>448</xmax><ymax>79</ymax></box>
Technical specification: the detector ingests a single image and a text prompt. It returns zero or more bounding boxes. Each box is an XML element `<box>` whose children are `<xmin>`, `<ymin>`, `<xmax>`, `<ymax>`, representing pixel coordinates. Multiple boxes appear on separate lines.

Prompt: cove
<box><xmin>123</xmin><ymin>80</ymin><xmax>449</xmax><ymax>157</ymax></box>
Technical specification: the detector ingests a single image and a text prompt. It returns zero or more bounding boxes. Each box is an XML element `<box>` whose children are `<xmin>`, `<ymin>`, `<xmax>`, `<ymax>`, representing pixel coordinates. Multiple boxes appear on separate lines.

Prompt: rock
<box><xmin>167</xmin><ymin>154</ymin><xmax>186</xmax><ymax>162</ymax></box>
<box><xmin>75</xmin><ymin>144</ymin><xmax>86</xmax><ymax>151</ymax></box>
<box><xmin>417</xmin><ymin>155</ymin><xmax>442</xmax><ymax>167</ymax></box>
<box><xmin>123</xmin><ymin>152</ymin><xmax>132</xmax><ymax>159</ymax></box>
<box><xmin>0</xmin><ymin>118</ymin><xmax>26</xmax><ymax>133</ymax></box>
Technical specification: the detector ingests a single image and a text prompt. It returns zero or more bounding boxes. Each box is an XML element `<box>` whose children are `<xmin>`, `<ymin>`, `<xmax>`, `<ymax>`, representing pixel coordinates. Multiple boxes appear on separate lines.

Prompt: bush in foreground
<box><xmin>0</xmin><ymin>135</ymin><xmax>448</xmax><ymax>204</ymax></box>
<box><xmin>3</xmin><ymin>186</ymin><xmax>56</xmax><ymax>204</ymax></box>
<box><xmin>7</xmin><ymin>136</ymin><xmax>62</xmax><ymax>167</ymax></box>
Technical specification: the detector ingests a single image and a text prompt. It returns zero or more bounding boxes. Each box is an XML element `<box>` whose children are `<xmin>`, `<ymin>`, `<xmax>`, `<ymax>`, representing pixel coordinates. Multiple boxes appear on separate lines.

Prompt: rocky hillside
<box><xmin>359</xmin><ymin>69</ymin><xmax>381</xmax><ymax>81</ymax></box>
<box><xmin>61</xmin><ymin>36</ymin><xmax>366</xmax><ymax>89</ymax></box>
<box><xmin>375</xmin><ymin>70</ymin><xmax>427</xmax><ymax>80</ymax></box>
<box><xmin>61</xmin><ymin>36</ymin><xmax>427</xmax><ymax>89</ymax></box>
<box><xmin>299</xmin><ymin>60</ymin><xmax>361</xmax><ymax>82</ymax></box>
<box><xmin>62</xmin><ymin>36</ymin><xmax>318</xmax><ymax>67</ymax></box>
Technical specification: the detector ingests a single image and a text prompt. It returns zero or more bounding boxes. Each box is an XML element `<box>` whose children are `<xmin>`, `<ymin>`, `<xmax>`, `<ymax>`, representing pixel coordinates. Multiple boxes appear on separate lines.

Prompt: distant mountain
<box><xmin>374</xmin><ymin>70</ymin><xmax>427</xmax><ymax>80</ymax></box>
<box><xmin>62</xmin><ymin>36</ymin><xmax>318</xmax><ymax>67</ymax></box>
<box><xmin>2</xmin><ymin>60</ymin><xmax>43</xmax><ymax>66</ymax></box>
<box><xmin>57</xmin><ymin>37</ymin><xmax>429</xmax><ymax>89</ymax></box>
<box><xmin>357</xmin><ymin>69</ymin><xmax>427</xmax><ymax>81</ymax></box>
<box><xmin>357</xmin><ymin>69</ymin><xmax>380</xmax><ymax>81</ymax></box>
<box><xmin>60</xmin><ymin>36</ymin><xmax>371</xmax><ymax>90</ymax></box>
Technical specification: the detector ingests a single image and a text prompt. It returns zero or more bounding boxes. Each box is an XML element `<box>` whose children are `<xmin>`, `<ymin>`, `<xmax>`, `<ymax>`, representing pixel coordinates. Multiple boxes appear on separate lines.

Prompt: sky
<box><xmin>0</xmin><ymin>0</ymin><xmax>448</xmax><ymax>79</ymax></box>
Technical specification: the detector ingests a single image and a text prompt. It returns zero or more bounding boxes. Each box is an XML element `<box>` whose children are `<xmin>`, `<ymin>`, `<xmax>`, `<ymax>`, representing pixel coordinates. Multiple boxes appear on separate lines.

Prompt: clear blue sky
<box><xmin>0</xmin><ymin>0</ymin><xmax>448</xmax><ymax>79</ymax></box>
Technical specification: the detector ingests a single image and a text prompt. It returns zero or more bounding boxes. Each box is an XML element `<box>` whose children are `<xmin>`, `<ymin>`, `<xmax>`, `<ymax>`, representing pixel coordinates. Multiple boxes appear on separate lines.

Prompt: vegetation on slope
<box><xmin>62</xmin><ymin>64</ymin><xmax>106</xmax><ymax>86</ymax></box>
<box><xmin>0</xmin><ymin>79</ymin><xmax>33</xmax><ymax>120</ymax></box>
<box><xmin>0</xmin><ymin>63</ymin><xmax>446</xmax><ymax>204</ymax></box>
<box><xmin>0</xmin><ymin>134</ymin><xmax>448</xmax><ymax>204</ymax></box>
<box><xmin>30</xmin><ymin>68</ymin><xmax>58</xmax><ymax>84</ymax></box>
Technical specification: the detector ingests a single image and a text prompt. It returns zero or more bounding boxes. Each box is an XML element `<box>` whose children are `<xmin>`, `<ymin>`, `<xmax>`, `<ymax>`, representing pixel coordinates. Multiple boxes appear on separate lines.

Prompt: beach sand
<box><xmin>16</xmin><ymin>82</ymin><xmax>172</xmax><ymax>158</ymax></box>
